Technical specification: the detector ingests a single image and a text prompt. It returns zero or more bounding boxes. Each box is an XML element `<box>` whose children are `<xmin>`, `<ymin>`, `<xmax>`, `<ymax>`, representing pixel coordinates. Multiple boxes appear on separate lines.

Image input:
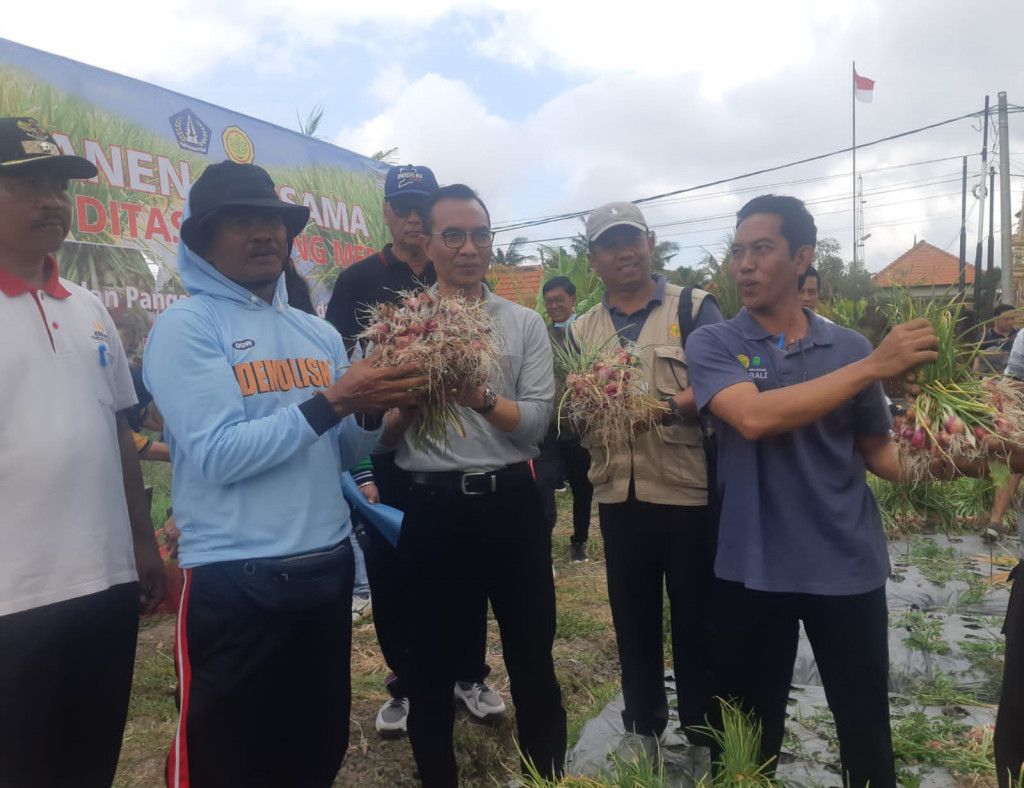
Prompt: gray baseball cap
<box><xmin>585</xmin><ymin>201</ymin><xmax>648</xmax><ymax>243</ymax></box>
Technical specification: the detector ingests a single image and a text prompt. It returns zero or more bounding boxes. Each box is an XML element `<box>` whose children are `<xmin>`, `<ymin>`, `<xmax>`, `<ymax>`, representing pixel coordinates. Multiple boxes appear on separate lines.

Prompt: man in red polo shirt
<box><xmin>0</xmin><ymin>117</ymin><xmax>165</xmax><ymax>788</ymax></box>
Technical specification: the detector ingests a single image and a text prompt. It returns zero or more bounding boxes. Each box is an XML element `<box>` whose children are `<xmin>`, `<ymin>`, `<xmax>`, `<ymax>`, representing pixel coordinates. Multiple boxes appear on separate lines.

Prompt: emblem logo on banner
<box><xmin>169</xmin><ymin>109</ymin><xmax>211</xmax><ymax>154</ymax></box>
<box><xmin>222</xmin><ymin>126</ymin><xmax>255</xmax><ymax>164</ymax></box>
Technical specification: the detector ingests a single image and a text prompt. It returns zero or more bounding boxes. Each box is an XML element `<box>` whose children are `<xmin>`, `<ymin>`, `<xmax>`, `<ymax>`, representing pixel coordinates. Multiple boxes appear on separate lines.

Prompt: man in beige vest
<box><xmin>572</xmin><ymin>201</ymin><xmax>722</xmax><ymax>751</ymax></box>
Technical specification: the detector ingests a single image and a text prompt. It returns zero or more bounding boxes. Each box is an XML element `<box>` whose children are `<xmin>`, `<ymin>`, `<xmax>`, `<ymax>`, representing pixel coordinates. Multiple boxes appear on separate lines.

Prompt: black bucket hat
<box><xmin>179</xmin><ymin>161</ymin><xmax>310</xmax><ymax>252</ymax></box>
<box><xmin>0</xmin><ymin>117</ymin><xmax>97</xmax><ymax>179</ymax></box>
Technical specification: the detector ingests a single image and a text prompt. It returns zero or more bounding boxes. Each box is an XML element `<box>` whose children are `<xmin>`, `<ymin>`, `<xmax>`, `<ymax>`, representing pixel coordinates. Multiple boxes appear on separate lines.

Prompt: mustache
<box><xmin>248</xmin><ymin>244</ymin><xmax>283</xmax><ymax>257</ymax></box>
<box><xmin>31</xmin><ymin>213</ymin><xmax>68</xmax><ymax>228</ymax></box>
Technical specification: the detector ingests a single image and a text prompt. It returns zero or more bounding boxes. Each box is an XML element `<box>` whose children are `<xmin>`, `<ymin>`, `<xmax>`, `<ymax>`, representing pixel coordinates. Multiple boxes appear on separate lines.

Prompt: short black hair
<box><xmin>995</xmin><ymin>304</ymin><xmax>1016</xmax><ymax>317</ymax></box>
<box><xmin>798</xmin><ymin>265</ymin><xmax>819</xmax><ymax>291</ymax></box>
<box><xmin>737</xmin><ymin>194</ymin><xmax>817</xmax><ymax>256</ymax></box>
<box><xmin>422</xmin><ymin>184</ymin><xmax>490</xmax><ymax>235</ymax></box>
<box><xmin>543</xmin><ymin>276</ymin><xmax>576</xmax><ymax>297</ymax></box>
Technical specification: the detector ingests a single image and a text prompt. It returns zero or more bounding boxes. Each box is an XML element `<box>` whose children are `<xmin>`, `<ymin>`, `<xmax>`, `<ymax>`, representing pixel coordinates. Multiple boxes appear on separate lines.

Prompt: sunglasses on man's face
<box><xmin>388</xmin><ymin>197</ymin><xmax>427</xmax><ymax>218</ymax></box>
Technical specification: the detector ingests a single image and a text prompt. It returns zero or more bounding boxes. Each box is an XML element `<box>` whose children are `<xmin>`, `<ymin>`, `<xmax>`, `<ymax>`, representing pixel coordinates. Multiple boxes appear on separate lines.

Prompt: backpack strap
<box><xmin>676</xmin><ymin>287</ymin><xmax>719</xmax><ymax>350</ymax></box>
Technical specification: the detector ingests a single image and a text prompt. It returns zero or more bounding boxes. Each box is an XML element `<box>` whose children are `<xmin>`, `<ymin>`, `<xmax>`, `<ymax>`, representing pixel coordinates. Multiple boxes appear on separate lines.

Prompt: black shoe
<box><xmin>570</xmin><ymin>542</ymin><xmax>589</xmax><ymax>563</ymax></box>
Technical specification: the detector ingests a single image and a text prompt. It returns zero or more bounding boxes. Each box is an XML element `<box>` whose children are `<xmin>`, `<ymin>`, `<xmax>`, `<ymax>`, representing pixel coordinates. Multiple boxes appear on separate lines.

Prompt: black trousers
<box><xmin>535</xmin><ymin>425</ymin><xmax>593</xmax><ymax>543</ymax></box>
<box><xmin>712</xmin><ymin>579</ymin><xmax>895</xmax><ymax>788</ymax></box>
<box><xmin>362</xmin><ymin>516</ymin><xmax>489</xmax><ymax>698</ymax></box>
<box><xmin>365</xmin><ymin>451</ymin><xmax>490</xmax><ymax>699</ymax></box>
<box><xmin>997</xmin><ymin>563</ymin><xmax>1024</xmax><ymax>788</ymax></box>
<box><xmin>167</xmin><ymin>546</ymin><xmax>353</xmax><ymax>788</ymax></box>
<box><xmin>0</xmin><ymin>582</ymin><xmax>139</xmax><ymax>788</ymax></box>
<box><xmin>598</xmin><ymin>495</ymin><xmax>715</xmax><ymax>737</ymax></box>
<box><xmin>398</xmin><ymin>478</ymin><xmax>566</xmax><ymax>788</ymax></box>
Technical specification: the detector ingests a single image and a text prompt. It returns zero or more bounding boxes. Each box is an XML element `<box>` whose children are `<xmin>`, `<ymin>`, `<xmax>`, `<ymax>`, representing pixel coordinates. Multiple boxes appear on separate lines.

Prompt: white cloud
<box><xmin>4</xmin><ymin>0</ymin><xmax>470</xmax><ymax>81</ymax></box>
<box><xmin>335</xmin><ymin>73</ymin><xmax>534</xmax><ymax>218</ymax></box>
<box><xmin>470</xmin><ymin>0</ymin><xmax>864</xmax><ymax>99</ymax></box>
<box><xmin>371</xmin><ymin>65</ymin><xmax>410</xmax><ymax>102</ymax></box>
<box><xmin>6</xmin><ymin>0</ymin><xmax>1024</xmax><ymax>272</ymax></box>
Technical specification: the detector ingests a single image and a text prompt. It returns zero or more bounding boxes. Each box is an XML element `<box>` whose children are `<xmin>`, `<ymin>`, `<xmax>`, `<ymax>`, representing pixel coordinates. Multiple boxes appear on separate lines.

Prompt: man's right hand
<box><xmin>867</xmin><ymin>318</ymin><xmax>938</xmax><ymax>381</ymax></box>
<box><xmin>325</xmin><ymin>358</ymin><xmax>428</xmax><ymax>416</ymax></box>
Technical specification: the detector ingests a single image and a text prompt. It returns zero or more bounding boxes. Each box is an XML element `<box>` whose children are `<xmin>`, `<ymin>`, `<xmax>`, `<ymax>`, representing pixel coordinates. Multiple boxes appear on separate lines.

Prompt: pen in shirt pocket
<box><xmin>98</xmin><ymin>343</ymin><xmax>107</xmax><ymax>367</ymax></box>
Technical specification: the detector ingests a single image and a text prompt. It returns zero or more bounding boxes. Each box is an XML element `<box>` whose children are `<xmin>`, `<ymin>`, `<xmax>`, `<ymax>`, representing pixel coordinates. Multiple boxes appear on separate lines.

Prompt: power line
<box><xmin>493</xmin><ymin>109</ymin><xmax>985</xmax><ymax>234</ymax></box>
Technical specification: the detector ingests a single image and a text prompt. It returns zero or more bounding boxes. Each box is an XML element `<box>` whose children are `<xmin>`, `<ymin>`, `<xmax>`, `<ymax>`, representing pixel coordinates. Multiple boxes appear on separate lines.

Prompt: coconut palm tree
<box><xmin>698</xmin><ymin>232</ymin><xmax>741</xmax><ymax>319</ymax></box>
<box><xmin>297</xmin><ymin>105</ymin><xmax>325</xmax><ymax>139</ymax></box>
<box><xmin>651</xmin><ymin>236</ymin><xmax>681</xmax><ymax>270</ymax></box>
<box><xmin>493</xmin><ymin>236</ymin><xmax>535</xmax><ymax>266</ymax></box>
<box><xmin>370</xmin><ymin>147</ymin><xmax>400</xmax><ymax>164</ymax></box>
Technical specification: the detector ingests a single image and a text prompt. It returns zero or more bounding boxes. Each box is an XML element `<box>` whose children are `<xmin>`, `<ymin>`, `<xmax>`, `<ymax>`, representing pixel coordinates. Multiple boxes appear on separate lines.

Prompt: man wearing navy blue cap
<box><xmin>0</xmin><ymin>116</ymin><xmax>166</xmax><ymax>788</ymax></box>
<box><xmin>326</xmin><ymin>164</ymin><xmax>440</xmax><ymax>352</ymax></box>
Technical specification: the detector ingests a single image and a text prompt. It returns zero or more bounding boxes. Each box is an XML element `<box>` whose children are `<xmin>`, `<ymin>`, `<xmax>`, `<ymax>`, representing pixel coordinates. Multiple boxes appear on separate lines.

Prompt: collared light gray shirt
<box><xmin>1004</xmin><ymin>330</ymin><xmax>1024</xmax><ymax>380</ymax></box>
<box><xmin>395</xmin><ymin>285</ymin><xmax>554</xmax><ymax>472</ymax></box>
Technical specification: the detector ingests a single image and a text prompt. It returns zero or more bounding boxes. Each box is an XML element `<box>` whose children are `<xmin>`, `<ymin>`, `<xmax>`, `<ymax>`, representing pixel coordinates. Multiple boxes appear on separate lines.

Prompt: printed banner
<box><xmin>0</xmin><ymin>37</ymin><xmax>386</xmax><ymax>355</ymax></box>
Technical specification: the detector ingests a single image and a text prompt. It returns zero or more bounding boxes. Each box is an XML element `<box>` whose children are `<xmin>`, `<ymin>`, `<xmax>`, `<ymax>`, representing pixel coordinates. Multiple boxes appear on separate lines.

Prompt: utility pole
<box><xmin>972</xmin><ymin>95</ymin><xmax>989</xmax><ymax>315</ymax></box>
<box><xmin>999</xmin><ymin>92</ymin><xmax>1013</xmax><ymax>305</ymax></box>
<box><xmin>986</xmin><ymin>166</ymin><xmax>996</xmax><ymax>320</ymax></box>
<box><xmin>959</xmin><ymin>156</ymin><xmax>967</xmax><ymax>296</ymax></box>
<box><xmin>856</xmin><ymin>175</ymin><xmax>868</xmax><ymax>268</ymax></box>
<box><xmin>852</xmin><ymin>62</ymin><xmax>858</xmax><ymax>269</ymax></box>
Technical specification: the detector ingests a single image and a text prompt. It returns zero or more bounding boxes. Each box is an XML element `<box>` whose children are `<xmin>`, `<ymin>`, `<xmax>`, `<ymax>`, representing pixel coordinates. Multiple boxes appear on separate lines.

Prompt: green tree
<box><xmin>492</xmin><ymin>236</ymin><xmax>535</xmax><ymax>266</ymax></box>
<box><xmin>697</xmin><ymin>233</ymin><xmax>741</xmax><ymax>319</ymax></box>
<box><xmin>535</xmin><ymin>244</ymin><xmax>604</xmax><ymax>319</ymax></box>
<box><xmin>664</xmin><ymin>265</ymin><xmax>709</xmax><ymax>288</ymax></box>
<box><xmin>370</xmin><ymin>147</ymin><xmax>399</xmax><ymax>164</ymax></box>
<box><xmin>651</xmin><ymin>235</ymin><xmax>680</xmax><ymax>271</ymax></box>
<box><xmin>812</xmin><ymin>236</ymin><xmax>874</xmax><ymax>303</ymax></box>
<box><xmin>296</xmin><ymin>105</ymin><xmax>325</xmax><ymax>139</ymax></box>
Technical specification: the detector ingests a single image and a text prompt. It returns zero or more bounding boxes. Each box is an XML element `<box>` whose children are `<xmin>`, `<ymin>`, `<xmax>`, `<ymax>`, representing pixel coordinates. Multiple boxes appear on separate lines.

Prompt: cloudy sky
<box><xmin>7</xmin><ymin>0</ymin><xmax>1024</xmax><ymax>273</ymax></box>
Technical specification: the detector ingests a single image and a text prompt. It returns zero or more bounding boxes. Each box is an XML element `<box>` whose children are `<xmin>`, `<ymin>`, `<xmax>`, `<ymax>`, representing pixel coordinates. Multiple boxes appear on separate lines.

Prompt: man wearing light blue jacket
<box><xmin>144</xmin><ymin>161</ymin><xmax>425</xmax><ymax>788</ymax></box>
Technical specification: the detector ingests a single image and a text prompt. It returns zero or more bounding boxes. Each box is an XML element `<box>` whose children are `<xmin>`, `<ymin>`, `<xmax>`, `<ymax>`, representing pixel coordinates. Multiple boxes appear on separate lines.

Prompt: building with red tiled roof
<box><xmin>488</xmin><ymin>264</ymin><xmax>543</xmax><ymax>308</ymax></box>
<box><xmin>871</xmin><ymin>240</ymin><xmax>974</xmax><ymax>297</ymax></box>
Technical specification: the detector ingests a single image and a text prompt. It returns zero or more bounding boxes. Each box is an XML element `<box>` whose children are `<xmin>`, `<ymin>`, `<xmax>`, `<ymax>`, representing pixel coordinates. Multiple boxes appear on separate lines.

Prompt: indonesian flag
<box><xmin>854</xmin><ymin>71</ymin><xmax>875</xmax><ymax>103</ymax></box>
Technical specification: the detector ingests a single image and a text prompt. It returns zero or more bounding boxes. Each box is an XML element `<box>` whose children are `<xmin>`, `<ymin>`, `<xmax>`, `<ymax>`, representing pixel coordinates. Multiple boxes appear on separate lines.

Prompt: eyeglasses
<box><xmin>435</xmin><ymin>228</ymin><xmax>495</xmax><ymax>249</ymax></box>
<box><xmin>387</xmin><ymin>197</ymin><xmax>427</xmax><ymax>218</ymax></box>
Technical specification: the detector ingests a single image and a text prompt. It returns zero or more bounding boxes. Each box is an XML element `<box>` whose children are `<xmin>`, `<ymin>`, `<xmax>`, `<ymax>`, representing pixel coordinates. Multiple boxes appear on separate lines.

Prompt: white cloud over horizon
<box><xmin>6</xmin><ymin>0</ymin><xmax>1024</xmax><ymax>272</ymax></box>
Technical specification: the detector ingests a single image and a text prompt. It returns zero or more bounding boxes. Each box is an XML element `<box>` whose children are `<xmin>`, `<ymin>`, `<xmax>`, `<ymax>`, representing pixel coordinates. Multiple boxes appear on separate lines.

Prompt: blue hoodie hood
<box><xmin>176</xmin><ymin>199</ymin><xmax>292</xmax><ymax>311</ymax></box>
<box><xmin>143</xmin><ymin>197</ymin><xmax>382</xmax><ymax>567</ymax></box>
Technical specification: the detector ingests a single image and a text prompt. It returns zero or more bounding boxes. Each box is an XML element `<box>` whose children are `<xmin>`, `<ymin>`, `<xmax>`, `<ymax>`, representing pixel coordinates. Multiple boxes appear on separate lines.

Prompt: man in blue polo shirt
<box><xmin>686</xmin><ymin>194</ymin><xmax>940</xmax><ymax>788</ymax></box>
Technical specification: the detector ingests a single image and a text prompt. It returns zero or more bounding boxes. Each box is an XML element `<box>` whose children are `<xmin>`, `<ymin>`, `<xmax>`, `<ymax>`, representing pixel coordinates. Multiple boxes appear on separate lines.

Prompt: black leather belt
<box><xmin>410</xmin><ymin>462</ymin><xmax>533</xmax><ymax>495</ymax></box>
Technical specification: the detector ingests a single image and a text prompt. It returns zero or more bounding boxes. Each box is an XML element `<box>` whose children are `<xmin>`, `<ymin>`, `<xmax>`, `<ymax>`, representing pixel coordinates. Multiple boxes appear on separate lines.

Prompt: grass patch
<box><xmin>960</xmin><ymin>636</ymin><xmax>1005</xmax><ymax>680</ymax></box>
<box><xmin>893</xmin><ymin>608</ymin><xmax>952</xmax><ymax>656</ymax></box>
<box><xmin>556</xmin><ymin>607</ymin><xmax>608</xmax><ymax>640</ymax></box>
<box><xmin>909</xmin><ymin>537</ymin><xmax>975</xmax><ymax>587</ymax></box>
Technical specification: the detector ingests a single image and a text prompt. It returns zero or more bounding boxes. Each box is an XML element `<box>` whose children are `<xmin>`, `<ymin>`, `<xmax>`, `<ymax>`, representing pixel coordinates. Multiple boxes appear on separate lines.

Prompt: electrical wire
<box><xmin>493</xmin><ymin>109</ymin><xmax>986</xmax><ymax>233</ymax></box>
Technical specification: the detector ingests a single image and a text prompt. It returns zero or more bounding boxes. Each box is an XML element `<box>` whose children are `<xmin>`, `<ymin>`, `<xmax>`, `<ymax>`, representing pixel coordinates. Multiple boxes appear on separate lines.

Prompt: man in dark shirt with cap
<box><xmin>326</xmin><ymin>164</ymin><xmax>439</xmax><ymax>354</ymax></box>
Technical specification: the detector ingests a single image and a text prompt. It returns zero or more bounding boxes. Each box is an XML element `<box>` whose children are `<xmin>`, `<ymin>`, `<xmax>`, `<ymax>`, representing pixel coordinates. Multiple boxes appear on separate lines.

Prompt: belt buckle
<box><xmin>460</xmin><ymin>471</ymin><xmax>496</xmax><ymax>495</ymax></box>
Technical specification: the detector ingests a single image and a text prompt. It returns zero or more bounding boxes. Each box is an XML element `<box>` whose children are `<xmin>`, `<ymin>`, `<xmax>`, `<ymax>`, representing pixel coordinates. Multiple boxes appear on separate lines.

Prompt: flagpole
<box><xmin>852</xmin><ymin>61</ymin><xmax>857</xmax><ymax>269</ymax></box>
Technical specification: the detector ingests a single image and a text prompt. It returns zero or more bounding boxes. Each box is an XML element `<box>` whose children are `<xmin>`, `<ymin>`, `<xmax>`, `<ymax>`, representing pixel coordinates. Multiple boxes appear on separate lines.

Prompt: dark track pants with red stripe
<box><xmin>0</xmin><ymin>582</ymin><xmax>139</xmax><ymax>788</ymax></box>
<box><xmin>997</xmin><ymin>563</ymin><xmax>1024</xmax><ymax>788</ymax></box>
<box><xmin>167</xmin><ymin>551</ymin><xmax>353</xmax><ymax>788</ymax></box>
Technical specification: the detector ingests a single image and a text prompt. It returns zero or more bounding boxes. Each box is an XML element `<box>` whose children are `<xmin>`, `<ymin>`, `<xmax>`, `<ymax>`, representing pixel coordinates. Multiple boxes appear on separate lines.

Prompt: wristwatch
<box><xmin>472</xmin><ymin>386</ymin><xmax>498</xmax><ymax>415</ymax></box>
<box><xmin>662</xmin><ymin>396</ymin><xmax>682</xmax><ymax>425</ymax></box>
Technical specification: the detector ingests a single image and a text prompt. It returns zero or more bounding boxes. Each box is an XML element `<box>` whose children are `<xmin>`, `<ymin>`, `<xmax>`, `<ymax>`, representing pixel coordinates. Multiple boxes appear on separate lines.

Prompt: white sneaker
<box><xmin>375</xmin><ymin>697</ymin><xmax>409</xmax><ymax>737</ymax></box>
<box><xmin>454</xmin><ymin>680</ymin><xmax>506</xmax><ymax>718</ymax></box>
<box><xmin>351</xmin><ymin>594</ymin><xmax>371</xmax><ymax>622</ymax></box>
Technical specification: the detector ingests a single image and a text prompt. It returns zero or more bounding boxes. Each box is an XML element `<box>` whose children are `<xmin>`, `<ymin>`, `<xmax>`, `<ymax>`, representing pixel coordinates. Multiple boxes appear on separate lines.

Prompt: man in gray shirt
<box><xmin>382</xmin><ymin>184</ymin><xmax>565</xmax><ymax>787</ymax></box>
